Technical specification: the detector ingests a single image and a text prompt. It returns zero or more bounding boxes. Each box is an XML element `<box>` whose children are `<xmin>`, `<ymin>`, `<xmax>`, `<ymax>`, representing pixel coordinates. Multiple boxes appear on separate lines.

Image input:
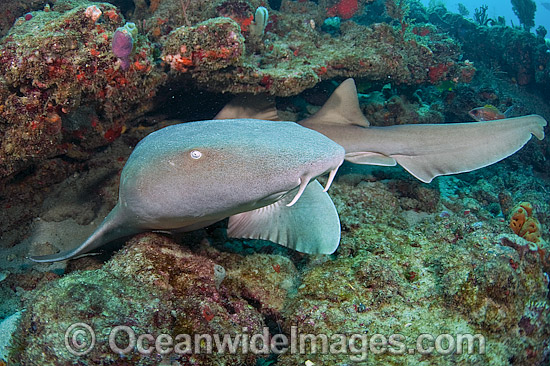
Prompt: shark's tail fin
<box><xmin>358</xmin><ymin>115</ymin><xmax>546</xmax><ymax>183</ymax></box>
<box><xmin>29</xmin><ymin>204</ymin><xmax>141</xmax><ymax>263</ymax></box>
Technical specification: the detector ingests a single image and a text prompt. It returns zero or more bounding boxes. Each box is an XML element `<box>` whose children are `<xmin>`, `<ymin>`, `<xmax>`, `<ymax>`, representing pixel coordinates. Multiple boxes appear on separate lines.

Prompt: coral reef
<box><xmin>275</xmin><ymin>171</ymin><xmax>549</xmax><ymax>365</ymax></box>
<box><xmin>1</xmin><ymin>155</ymin><xmax>547</xmax><ymax>366</ymax></box>
<box><xmin>160</xmin><ymin>1</ymin><xmax>473</xmax><ymax>96</ymax></box>
<box><xmin>2</xmin><ymin>148</ymin><xmax>550</xmax><ymax>366</ymax></box>
<box><xmin>427</xmin><ymin>6</ymin><xmax>550</xmax><ymax>88</ymax></box>
<box><xmin>0</xmin><ymin>0</ymin><xmax>476</xmax><ymax>182</ymax></box>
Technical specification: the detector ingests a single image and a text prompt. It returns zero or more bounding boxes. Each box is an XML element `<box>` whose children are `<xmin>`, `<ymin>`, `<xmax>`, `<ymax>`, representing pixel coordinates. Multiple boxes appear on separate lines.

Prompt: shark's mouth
<box><xmin>286</xmin><ymin>164</ymin><xmax>341</xmax><ymax>207</ymax></box>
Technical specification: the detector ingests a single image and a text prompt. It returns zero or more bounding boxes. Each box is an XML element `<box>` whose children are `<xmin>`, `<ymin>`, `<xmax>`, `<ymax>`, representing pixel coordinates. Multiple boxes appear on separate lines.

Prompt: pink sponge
<box><xmin>112</xmin><ymin>28</ymin><xmax>134</xmax><ymax>70</ymax></box>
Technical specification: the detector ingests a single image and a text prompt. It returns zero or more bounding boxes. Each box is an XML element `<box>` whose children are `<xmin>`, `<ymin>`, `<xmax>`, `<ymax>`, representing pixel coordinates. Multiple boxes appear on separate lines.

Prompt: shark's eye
<box><xmin>190</xmin><ymin>150</ymin><xmax>202</xmax><ymax>159</ymax></box>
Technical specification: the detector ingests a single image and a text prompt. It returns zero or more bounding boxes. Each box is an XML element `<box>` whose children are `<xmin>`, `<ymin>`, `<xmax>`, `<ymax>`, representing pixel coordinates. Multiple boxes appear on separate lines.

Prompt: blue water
<box><xmin>420</xmin><ymin>0</ymin><xmax>550</xmax><ymax>37</ymax></box>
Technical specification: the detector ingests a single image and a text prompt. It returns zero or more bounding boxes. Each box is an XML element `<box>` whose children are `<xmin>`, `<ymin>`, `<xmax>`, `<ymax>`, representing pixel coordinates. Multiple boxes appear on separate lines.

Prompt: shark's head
<box><xmin>121</xmin><ymin>119</ymin><xmax>344</xmax><ymax>229</ymax></box>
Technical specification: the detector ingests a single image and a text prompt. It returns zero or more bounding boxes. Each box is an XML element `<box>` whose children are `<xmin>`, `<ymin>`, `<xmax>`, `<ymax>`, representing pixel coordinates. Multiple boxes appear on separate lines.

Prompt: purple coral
<box><xmin>112</xmin><ymin>29</ymin><xmax>133</xmax><ymax>70</ymax></box>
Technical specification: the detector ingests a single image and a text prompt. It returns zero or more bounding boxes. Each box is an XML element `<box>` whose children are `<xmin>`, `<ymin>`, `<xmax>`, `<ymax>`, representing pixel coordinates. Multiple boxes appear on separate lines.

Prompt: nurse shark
<box><xmin>31</xmin><ymin>120</ymin><xmax>344</xmax><ymax>262</ymax></box>
<box><xmin>31</xmin><ymin>79</ymin><xmax>546</xmax><ymax>262</ymax></box>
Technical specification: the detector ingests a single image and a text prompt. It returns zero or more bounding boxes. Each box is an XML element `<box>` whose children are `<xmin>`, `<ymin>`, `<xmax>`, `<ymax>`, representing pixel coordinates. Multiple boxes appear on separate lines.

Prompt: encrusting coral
<box><xmin>509</xmin><ymin>202</ymin><xmax>543</xmax><ymax>244</ymax></box>
<box><xmin>0</xmin><ymin>0</ymin><xmax>477</xmax><ymax>179</ymax></box>
<box><xmin>3</xmin><ymin>166</ymin><xmax>550</xmax><ymax>365</ymax></box>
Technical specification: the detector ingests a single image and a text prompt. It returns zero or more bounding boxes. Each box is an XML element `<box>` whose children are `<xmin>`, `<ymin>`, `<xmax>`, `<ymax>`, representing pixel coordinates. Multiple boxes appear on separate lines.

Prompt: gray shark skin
<box><xmin>30</xmin><ymin>119</ymin><xmax>344</xmax><ymax>262</ymax></box>
<box><xmin>216</xmin><ymin>79</ymin><xmax>547</xmax><ymax>183</ymax></box>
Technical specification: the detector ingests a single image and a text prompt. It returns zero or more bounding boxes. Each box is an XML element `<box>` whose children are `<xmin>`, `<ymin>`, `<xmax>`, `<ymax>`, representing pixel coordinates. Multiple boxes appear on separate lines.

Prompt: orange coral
<box><xmin>510</xmin><ymin>203</ymin><xmax>529</xmax><ymax>234</ymax></box>
<box><xmin>509</xmin><ymin>202</ymin><xmax>542</xmax><ymax>243</ymax></box>
<box><xmin>519</xmin><ymin>218</ymin><xmax>542</xmax><ymax>243</ymax></box>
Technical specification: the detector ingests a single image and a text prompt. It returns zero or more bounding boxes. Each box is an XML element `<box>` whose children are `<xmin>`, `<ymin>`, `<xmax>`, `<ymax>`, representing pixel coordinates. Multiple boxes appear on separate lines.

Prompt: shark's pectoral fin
<box><xmin>227</xmin><ymin>180</ymin><xmax>340</xmax><ymax>254</ymax></box>
<box><xmin>345</xmin><ymin>152</ymin><xmax>397</xmax><ymax>166</ymax></box>
<box><xmin>29</xmin><ymin>204</ymin><xmax>140</xmax><ymax>263</ymax></box>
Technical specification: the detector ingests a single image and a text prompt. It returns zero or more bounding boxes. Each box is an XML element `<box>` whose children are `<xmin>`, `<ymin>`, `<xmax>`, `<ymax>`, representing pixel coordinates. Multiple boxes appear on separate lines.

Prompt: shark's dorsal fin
<box><xmin>227</xmin><ymin>180</ymin><xmax>340</xmax><ymax>254</ymax></box>
<box><xmin>303</xmin><ymin>78</ymin><xmax>369</xmax><ymax>127</ymax></box>
<box><xmin>214</xmin><ymin>94</ymin><xmax>279</xmax><ymax>121</ymax></box>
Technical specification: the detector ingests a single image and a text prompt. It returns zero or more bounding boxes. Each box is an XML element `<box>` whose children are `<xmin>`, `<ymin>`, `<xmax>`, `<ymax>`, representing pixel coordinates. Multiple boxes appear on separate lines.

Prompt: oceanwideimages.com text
<box><xmin>65</xmin><ymin>323</ymin><xmax>486</xmax><ymax>361</ymax></box>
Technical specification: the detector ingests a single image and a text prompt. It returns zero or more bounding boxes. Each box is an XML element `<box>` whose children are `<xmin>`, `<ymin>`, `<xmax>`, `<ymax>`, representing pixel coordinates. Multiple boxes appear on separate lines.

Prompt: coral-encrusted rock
<box><xmin>0</xmin><ymin>1</ymin><xmax>166</xmax><ymax>177</ymax></box>
<box><xmin>428</xmin><ymin>8</ymin><xmax>550</xmax><ymax>87</ymax></box>
<box><xmin>160</xmin><ymin>7</ymin><xmax>474</xmax><ymax>97</ymax></box>
<box><xmin>13</xmin><ymin>234</ymin><xmax>274</xmax><ymax>365</ymax></box>
<box><xmin>0</xmin><ymin>0</ymin><xmax>476</xmax><ymax>179</ymax></box>
<box><xmin>276</xmin><ymin>176</ymin><xmax>550</xmax><ymax>366</ymax></box>
<box><xmin>215</xmin><ymin>252</ymin><xmax>299</xmax><ymax>318</ymax></box>
<box><xmin>105</xmin><ymin>234</ymin><xmax>267</xmax><ymax>365</ymax></box>
<box><xmin>13</xmin><ymin>269</ymin><xmax>174</xmax><ymax>365</ymax></box>
<box><xmin>162</xmin><ymin>17</ymin><xmax>245</xmax><ymax>74</ymax></box>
